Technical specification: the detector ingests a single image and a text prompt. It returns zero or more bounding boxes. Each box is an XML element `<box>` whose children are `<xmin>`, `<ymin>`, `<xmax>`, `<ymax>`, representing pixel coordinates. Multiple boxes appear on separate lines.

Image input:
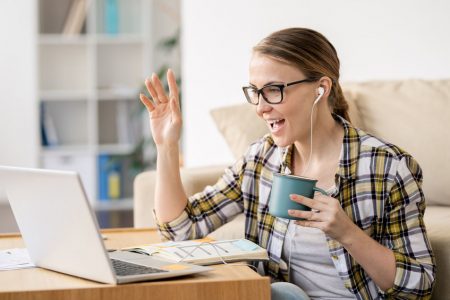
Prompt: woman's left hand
<box><xmin>288</xmin><ymin>194</ymin><xmax>358</xmax><ymax>242</ymax></box>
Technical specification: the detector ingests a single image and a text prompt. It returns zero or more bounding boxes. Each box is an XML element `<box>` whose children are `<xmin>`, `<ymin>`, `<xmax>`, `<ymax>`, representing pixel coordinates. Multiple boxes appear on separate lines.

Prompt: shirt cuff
<box><xmin>153</xmin><ymin>206</ymin><xmax>191</xmax><ymax>241</ymax></box>
<box><xmin>382</xmin><ymin>251</ymin><xmax>433</xmax><ymax>298</ymax></box>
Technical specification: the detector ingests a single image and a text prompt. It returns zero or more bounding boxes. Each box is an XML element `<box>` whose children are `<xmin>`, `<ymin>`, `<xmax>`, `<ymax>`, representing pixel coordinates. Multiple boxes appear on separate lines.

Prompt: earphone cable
<box><xmin>177</xmin><ymin>241</ymin><xmax>259</xmax><ymax>272</ymax></box>
<box><xmin>287</xmin><ymin>221</ymin><xmax>297</xmax><ymax>282</ymax></box>
<box><xmin>302</xmin><ymin>99</ymin><xmax>318</xmax><ymax>176</ymax></box>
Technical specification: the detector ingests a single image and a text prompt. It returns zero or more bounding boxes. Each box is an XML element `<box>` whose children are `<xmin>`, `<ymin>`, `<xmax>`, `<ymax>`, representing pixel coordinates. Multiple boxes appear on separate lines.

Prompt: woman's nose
<box><xmin>256</xmin><ymin>94</ymin><xmax>272</xmax><ymax>115</ymax></box>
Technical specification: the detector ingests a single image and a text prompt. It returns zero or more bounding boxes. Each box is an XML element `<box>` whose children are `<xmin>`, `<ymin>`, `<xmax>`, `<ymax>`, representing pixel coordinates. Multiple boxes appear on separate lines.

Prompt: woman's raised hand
<box><xmin>139</xmin><ymin>69</ymin><xmax>182</xmax><ymax>146</ymax></box>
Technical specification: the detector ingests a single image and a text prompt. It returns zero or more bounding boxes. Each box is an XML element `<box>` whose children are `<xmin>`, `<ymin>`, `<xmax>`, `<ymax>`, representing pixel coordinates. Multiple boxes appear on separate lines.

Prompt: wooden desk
<box><xmin>0</xmin><ymin>228</ymin><xmax>270</xmax><ymax>300</ymax></box>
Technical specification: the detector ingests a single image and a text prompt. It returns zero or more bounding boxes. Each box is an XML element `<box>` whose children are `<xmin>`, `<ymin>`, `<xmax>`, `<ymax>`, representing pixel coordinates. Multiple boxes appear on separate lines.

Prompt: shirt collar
<box><xmin>335</xmin><ymin>114</ymin><xmax>360</xmax><ymax>180</ymax></box>
<box><xmin>279</xmin><ymin>114</ymin><xmax>360</xmax><ymax>180</ymax></box>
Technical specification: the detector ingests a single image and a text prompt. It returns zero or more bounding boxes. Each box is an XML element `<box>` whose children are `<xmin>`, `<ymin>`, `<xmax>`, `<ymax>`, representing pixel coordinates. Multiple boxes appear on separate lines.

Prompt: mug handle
<box><xmin>313</xmin><ymin>187</ymin><xmax>328</xmax><ymax>195</ymax></box>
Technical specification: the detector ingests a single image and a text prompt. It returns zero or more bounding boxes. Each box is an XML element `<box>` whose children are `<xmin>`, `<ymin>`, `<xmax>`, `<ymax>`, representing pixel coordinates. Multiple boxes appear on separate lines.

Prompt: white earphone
<box><xmin>301</xmin><ymin>86</ymin><xmax>325</xmax><ymax>177</ymax></box>
<box><xmin>313</xmin><ymin>87</ymin><xmax>325</xmax><ymax>104</ymax></box>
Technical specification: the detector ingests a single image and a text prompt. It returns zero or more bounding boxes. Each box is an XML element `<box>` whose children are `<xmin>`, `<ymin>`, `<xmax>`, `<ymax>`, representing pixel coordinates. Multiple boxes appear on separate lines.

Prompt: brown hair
<box><xmin>253</xmin><ymin>28</ymin><xmax>350</xmax><ymax>122</ymax></box>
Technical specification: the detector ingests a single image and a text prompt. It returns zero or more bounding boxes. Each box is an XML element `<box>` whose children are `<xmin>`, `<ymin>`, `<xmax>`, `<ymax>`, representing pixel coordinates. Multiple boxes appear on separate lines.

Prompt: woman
<box><xmin>139</xmin><ymin>28</ymin><xmax>435</xmax><ymax>299</ymax></box>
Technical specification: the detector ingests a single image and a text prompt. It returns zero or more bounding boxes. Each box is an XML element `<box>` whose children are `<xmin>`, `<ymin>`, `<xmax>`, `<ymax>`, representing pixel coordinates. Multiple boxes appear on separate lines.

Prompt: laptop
<box><xmin>0</xmin><ymin>166</ymin><xmax>211</xmax><ymax>284</ymax></box>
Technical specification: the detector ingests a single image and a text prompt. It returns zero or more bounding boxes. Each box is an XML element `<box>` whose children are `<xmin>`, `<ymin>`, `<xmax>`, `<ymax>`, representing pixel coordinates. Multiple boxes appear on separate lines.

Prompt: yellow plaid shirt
<box><xmin>157</xmin><ymin>115</ymin><xmax>436</xmax><ymax>299</ymax></box>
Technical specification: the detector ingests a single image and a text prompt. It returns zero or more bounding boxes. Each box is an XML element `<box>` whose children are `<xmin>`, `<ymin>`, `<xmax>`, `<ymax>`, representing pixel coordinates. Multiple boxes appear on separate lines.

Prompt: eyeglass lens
<box><xmin>246</xmin><ymin>86</ymin><xmax>282</xmax><ymax>104</ymax></box>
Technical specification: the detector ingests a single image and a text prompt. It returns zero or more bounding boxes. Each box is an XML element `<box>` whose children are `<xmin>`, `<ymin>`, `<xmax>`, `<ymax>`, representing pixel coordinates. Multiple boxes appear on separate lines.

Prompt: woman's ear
<box><xmin>314</xmin><ymin>87</ymin><xmax>325</xmax><ymax>104</ymax></box>
<box><xmin>317</xmin><ymin>76</ymin><xmax>333</xmax><ymax>98</ymax></box>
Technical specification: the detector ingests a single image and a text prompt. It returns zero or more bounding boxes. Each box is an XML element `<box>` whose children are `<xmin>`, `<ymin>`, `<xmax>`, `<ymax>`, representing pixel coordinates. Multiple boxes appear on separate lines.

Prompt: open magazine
<box><xmin>124</xmin><ymin>237</ymin><xmax>269</xmax><ymax>265</ymax></box>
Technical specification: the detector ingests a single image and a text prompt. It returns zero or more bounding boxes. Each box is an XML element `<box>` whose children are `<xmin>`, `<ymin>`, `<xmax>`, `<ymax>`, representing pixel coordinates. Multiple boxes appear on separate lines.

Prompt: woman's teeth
<box><xmin>269</xmin><ymin>119</ymin><xmax>284</xmax><ymax>129</ymax></box>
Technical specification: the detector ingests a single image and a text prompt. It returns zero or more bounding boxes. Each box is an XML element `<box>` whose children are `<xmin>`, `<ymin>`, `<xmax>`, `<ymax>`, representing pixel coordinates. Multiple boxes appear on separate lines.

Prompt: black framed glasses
<box><xmin>242</xmin><ymin>78</ymin><xmax>317</xmax><ymax>105</ymax></box>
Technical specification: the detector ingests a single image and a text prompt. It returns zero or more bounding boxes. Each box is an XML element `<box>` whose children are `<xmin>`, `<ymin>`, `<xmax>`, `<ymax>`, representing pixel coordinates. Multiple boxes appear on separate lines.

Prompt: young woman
<box><xmin>140</xmin><ymin>28</ymin><xmax>435</xmax><ymax>299</ymax></box>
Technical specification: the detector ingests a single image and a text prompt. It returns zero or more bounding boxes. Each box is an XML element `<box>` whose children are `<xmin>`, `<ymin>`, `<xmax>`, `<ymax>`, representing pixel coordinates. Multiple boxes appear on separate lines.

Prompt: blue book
<box><xmin>40</xmin><ymin>103</ymin><xmax>49</xmax><ymax>146</ymax></box>
<box><xmin>40</xmin><ymin>102</ymin><xmax>59</xmax><ymax>147</ymax></box>
<box><xmin>107</xmin><ymin>161</ymin><xmax>122</xmax><ymax>199</ymax></box>
<box><xmin>104</xmin><ymin>0</ymin><xmax>119</xmax><ymax>35</ymax></box>
<box><xmin>98</xmin><ymin>154</ymin><xmax>110</xmax><ymax>201</ymax></box>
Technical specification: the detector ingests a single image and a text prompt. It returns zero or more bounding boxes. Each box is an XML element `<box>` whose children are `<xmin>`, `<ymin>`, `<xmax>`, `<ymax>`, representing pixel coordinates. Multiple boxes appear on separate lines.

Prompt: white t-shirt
<box><xmin>282</xmin><ymin>215</ymin><xmax>356</xmax><ymax>299</ymax></box>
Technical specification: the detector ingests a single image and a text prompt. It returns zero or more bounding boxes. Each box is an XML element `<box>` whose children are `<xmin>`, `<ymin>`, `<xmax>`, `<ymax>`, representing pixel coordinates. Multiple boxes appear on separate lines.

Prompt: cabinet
<box><xmin>37</xmin><ymin>0</ymin><xmax>153</xmax><ymax>213</ymax></box>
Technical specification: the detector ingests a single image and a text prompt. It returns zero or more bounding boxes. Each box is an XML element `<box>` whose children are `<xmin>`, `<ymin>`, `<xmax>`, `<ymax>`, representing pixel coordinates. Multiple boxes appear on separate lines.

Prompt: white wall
<box><xmin>181</xmin><ymin>0</ymin><xmax>450</xmax><ymax>167</ymax></box>
<box><xmin>0</xmin><ymin>0</ymin><xmax>38</xmax><ymax>203</ymax></box>
<box><xmin>0</xmin><ymin>0</ymin><xmax>38</xmax><ymax>168</ymax></box>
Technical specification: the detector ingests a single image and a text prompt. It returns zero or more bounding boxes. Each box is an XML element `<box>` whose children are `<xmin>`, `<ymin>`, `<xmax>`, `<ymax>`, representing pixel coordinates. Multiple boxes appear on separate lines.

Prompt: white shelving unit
<box><xmin>37</xmin><ymin>0</ymin><xmax>153</xmax><ymax>212</ymax></box>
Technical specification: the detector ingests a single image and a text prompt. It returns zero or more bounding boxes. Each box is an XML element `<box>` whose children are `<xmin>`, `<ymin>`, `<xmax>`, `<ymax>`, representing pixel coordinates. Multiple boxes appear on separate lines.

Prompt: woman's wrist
<box><xmin>156</xmin><ymin>143</ymin><xmax>180</xmax><ymax>155</ymax></box>
<box><xmin>336</xmin><ymin>220</ymin><xmax>363</xmax><ymax>249</ymax></box>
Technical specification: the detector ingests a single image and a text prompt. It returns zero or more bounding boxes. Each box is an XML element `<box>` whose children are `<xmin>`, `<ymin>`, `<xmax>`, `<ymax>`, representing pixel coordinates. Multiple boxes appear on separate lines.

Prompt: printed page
<box><xmin>126</xmin><ymin>239</ymin><xmax>268</xmax><ymax>264</ymax></box>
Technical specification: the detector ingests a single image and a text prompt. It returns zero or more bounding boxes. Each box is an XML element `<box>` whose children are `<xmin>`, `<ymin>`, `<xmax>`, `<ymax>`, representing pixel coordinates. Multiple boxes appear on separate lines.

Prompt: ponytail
<box><xmin>330</xmin><ymin>83</ymin><xmax>351</xmax><ymax>122</ymax></box>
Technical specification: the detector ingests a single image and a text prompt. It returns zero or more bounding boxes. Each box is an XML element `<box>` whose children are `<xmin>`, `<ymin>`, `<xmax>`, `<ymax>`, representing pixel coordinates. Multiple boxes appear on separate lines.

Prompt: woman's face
<box><xmin>249</xmin><ymin>53</ymin><xmax>317</xmax><ymax>147</ymax></box>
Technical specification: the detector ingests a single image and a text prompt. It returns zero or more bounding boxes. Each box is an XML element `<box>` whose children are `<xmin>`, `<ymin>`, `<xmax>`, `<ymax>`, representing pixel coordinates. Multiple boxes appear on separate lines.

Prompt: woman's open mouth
<box><xmin>268</xmin><ymin>119</ymin><xmax>285</xmax><ymax>134</ymax></box>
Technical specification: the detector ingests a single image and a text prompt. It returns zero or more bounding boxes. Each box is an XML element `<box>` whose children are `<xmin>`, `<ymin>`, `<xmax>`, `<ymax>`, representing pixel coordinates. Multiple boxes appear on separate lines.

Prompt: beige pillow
<box><xmin>343</xmin><ymin>79</ymin><xmax>450</xmax><ymax>206</ymax></box>
<box><xmin>342</xmin><ymin>87</ymin><xmax>364</xmax><ymax>129</ymax></box>
<box><xmin>210</xmin><ymin>103</ymin><xmax>268</xmax><ymax>158</ymax></box>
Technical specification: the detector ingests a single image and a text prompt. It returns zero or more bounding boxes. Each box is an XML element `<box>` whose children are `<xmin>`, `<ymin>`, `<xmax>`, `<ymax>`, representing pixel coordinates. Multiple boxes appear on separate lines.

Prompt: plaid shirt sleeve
<box><xmin>383</xmin><ymin>155</ymin><xmax>436</xmax><ymax>298</ymax></box>
<box><xmin>156</xmin><ymin>157</ymin><xmax>246</xmax><ymax>241</ymax></box>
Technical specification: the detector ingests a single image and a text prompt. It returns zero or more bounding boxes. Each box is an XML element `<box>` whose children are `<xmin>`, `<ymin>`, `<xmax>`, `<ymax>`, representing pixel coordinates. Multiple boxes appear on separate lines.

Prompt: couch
<box><xmin>134</xmin><ymin>79</ymin><xmax>450</xmax><ymax>299</ymax></box>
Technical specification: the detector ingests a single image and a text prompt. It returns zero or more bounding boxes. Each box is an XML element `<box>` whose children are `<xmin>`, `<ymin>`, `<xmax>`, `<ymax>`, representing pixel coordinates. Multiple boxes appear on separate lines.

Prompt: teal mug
<box><xmin>269</xmin><ymin>173</ymin><xmax>328</xmax><ymax>220</ymax></box>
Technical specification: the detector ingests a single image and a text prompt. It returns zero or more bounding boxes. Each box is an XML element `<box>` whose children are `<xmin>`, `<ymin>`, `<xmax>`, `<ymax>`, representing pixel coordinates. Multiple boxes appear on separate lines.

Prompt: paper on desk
<box><xmin>0</xmin><ymin>248</ymin><xmax>35</xmax><ymax>271</ymax></box>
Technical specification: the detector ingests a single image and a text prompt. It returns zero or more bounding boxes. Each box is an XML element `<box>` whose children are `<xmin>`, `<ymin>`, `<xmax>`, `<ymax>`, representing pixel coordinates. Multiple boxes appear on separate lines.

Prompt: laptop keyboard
<box><xmin>111</xmin><ymin>259</ymin><xmax>168</xmax><ymax>276</ymax></box>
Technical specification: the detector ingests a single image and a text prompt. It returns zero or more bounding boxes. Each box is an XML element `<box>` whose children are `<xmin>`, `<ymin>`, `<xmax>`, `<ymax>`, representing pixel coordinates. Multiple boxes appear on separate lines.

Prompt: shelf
<box><xmin>94</xmin><ymin>198</ymin><xmax>134</xmax><ymax>211</ymax></box>
<box><xmin>41</xmin><ymin>145</ymin><xmax>94</xmax><ymax>156</ymax></box>
<box><xmin>40</xmin><ymin>89</ymin><xmax>90</xmax><ymax>101</ymax></box>
<box><xmin>39</xmin><ymin>34</ymin><xmax>145</xmax><ymax>45</ymax></box>
<box><xmin>97</xmin><ymin>87</ymin><xmax>140</xmax><ymax>100</ymax></box>
<box><xmin>95</xmin><ymin>34</ymin><xmax>145</xmax><ymax>44</ymax></box>
<box><xmin>98</xmin><ymin>144</ymin><xmax>136</xmax><ymax>155</ymax></box>
<box><xmin>39</xmin><ymin>34</ymin><xmax>90</xmax><ymax>45</ymax></box>
<box><xmin>37</xmin><ymin>0</ymin><xmax>153</xmax><ymax>216</ymax></box>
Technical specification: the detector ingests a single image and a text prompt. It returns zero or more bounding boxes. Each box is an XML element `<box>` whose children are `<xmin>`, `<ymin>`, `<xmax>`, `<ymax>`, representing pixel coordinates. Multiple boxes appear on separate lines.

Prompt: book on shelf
<box><xmin>62</xmin><ymin>0</ymin><xmax>91</xmax><ymax>35</ymax></box>
<box><xmin>124</xmin><ymin>237</ymin><xmax>269</xmax><ymax>266</ymax></box>
<box><xmin>104</xmin><ymin>0</ymin><xmax>119</xmax><ymax>35</ymax></box>
<box><xmin>40</xmin><ymin>103</ymin><xmax>59</xmax><ymax>147</ymax></box>
<box><xmin>98</xmin><ymin>154</ymin><xmax>109</xmax><ymax>200</ymax></box>
<box><xmin>98</xmin><ymin>154</ymin><xmax>122</xmax><ymax>201</ymax></box>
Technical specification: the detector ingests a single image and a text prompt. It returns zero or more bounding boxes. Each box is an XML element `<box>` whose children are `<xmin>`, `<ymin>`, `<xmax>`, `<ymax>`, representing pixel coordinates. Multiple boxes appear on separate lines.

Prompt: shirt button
<box><xmin>332</xmin><ymin>255</ymin><xmax>338</xmax><ymax>260</ymax></box>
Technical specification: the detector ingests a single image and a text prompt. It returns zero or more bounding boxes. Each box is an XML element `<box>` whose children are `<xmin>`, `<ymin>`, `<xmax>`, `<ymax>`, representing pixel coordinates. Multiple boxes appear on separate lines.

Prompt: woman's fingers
<box><xmin>139</xmin><ymin>93</ymin><xmax>155</xmax><ymax>112</ymax></box>
<box><xmin>295</xmin><ymin>220</ymin><xmax>324</xmax><ymax>229</ymax></box>
<box><xmin>151</xmin><ymin>73</ymin><xmax>169</xmax><ymax>103</ymax></box>
<box><xmin>142</xmin><ymin>70</ymin><xmax>179</xmax><ymax>117</ymax></box>
<box><xmin>144</xmin><ymin>70</ymin><xmax>179</xmax><ymax>106</ymax></box>
<box><xmin>289</xmin><ymin>194</ymin><xmax>326</xmax><ymax>211</ymax></box>
<box><xmin>167</xmin><ymin>69</ymin><xmax>179</xmax><ymax>102</ymax></box>
<box><xmin>145</xmin><ymin>77</ymin><xmax>160</xmax><ymax>104</ymax></box>
<box><xmin>288</xmin><ymin>209</ymin><xmax>318</xmax><ymax>220</ymax></box>
<box><xmin>167</xmin><ymin>69</ymin><xmax>181</xmax><ymax>123</ymax></box>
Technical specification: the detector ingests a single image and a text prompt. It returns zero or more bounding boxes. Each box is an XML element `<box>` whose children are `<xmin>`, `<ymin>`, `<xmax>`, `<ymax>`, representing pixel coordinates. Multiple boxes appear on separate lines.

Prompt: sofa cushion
<box><xmin>210</xmin><ymin>103</ymin><xmax>268</xmax><ymax>159</ymax></box>
<box><xmin>423</xmin><ymin>205</ymin><xmax>450</xmax><ymax>297</ymax></box>
<box><xmin>343</xmin><ymin>80</ymin><xmax>450</xmax><ymax>206</ymax></box>
<box><xmin>134</xmin><ymin>165</ymin><xmax>228</xmax><ymax>228</ymax></box>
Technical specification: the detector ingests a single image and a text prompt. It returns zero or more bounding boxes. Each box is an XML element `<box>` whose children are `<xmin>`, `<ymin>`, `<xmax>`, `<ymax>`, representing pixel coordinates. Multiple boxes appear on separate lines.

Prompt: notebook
<box><xmin>0</xmin><ymin>166</ymin><xmax>211</xmax><ymax>284</ymax></box>
<box><xmin>125</xmin><ymin>237</ymin><xmax>269</xmax><ymax>265</ymax></box>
